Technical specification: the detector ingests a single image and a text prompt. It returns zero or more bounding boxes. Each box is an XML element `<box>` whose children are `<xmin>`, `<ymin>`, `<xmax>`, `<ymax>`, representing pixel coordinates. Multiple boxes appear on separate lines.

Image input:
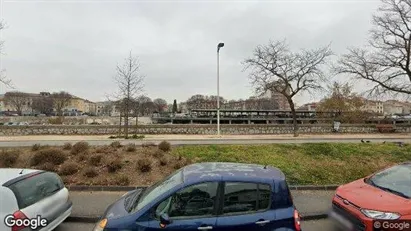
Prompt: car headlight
<box><xmin>93</xmin><ymin>219</ymin><xmax>107</xmax><ymax>231</ymax></box>
<box><xmin>361</xmin><ymin>209</ymin><xmax>400</xmax><ymax>220</ymax></box>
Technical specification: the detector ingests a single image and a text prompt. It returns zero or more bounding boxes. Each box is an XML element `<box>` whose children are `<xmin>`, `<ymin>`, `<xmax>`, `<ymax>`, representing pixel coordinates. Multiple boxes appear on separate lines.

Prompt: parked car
<box><xmin>93</xmin><ymin>162</ymin><xmax>302</xmax><ymax>231</ymax></box>
<box><xmin>330</xmin><ymin>162</ymin><xmax>411</xmax><ymax>231</ymax></box>
<box><xmin>0</xmin><ymin>168</ymin><xmax>72</xmax><ymax>231</ymax></box>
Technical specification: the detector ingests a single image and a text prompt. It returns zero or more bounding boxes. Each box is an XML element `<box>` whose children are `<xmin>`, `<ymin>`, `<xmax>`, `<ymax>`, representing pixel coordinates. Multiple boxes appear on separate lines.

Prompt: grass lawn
<box><xmin>172</xmin><ymin>143</ymin><xmax>411</xmax><ymax>185</ymax></box>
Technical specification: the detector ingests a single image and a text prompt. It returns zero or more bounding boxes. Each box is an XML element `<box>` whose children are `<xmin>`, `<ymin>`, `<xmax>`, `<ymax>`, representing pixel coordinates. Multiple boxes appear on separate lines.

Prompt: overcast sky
<box><xmin>0</xmin><ymin>0</ymin><xmax>380</xmax><ymax>105</ymax></box>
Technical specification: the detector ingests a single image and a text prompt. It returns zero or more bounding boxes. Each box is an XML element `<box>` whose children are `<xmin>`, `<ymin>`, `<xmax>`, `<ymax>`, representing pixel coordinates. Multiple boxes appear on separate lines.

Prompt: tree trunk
<box><xmin>124</xmin><ymin>110</ymin><xmax>129</xmax><ymax>139</ymax></box>
<box><xmin>287</xmin><ymin>98</ymin><xmax>299</xmax><ymax>137</ymax></box>
<box><xmin>119</xmin><ymin>115</ymin><xmax>122</xmax><ymax>137</ymax></box>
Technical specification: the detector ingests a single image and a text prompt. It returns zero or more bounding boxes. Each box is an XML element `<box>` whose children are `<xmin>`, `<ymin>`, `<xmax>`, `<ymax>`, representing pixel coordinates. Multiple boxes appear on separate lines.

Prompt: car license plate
<box><xmin>330</xmin><ymin>210</ymin><xmax>354</xmax><ymax>230</ymax></box>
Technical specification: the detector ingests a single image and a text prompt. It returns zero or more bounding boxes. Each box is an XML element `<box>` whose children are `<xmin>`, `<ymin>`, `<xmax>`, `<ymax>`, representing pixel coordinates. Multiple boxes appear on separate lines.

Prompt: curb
<box><xmin>68</xmin><ymin>185</ymin><xmax>339</xmax><ymax>192</ymax></box>
<box><xmin>65</xmin><ymin>213</ymin><xmax>329</xmax><ymax>224</ymax></box>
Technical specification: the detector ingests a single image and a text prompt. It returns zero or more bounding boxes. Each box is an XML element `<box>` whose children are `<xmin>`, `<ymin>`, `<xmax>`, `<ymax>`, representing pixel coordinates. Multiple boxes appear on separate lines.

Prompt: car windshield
<box><xmin>130</xmin><ymin>169</ymin><xmax>183</xmax><ymax>213</ymax></box>
<box><xmin>367</xmin><ymin>163</ymin><xmax>411</xmax><ymax>198</ymax></box>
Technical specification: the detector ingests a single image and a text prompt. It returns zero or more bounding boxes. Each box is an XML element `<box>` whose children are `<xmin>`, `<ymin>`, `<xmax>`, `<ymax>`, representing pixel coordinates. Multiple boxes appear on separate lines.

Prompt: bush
<box><xmin>31</xmin><ymin>144</ymin><xmax>41</xmax><ymax>151</ymax></box>
<box><xmin>59</xmin><ymin>162</ymin><xmax>79</xmax><ymax>176</ymax></box>
<box><xmin>142</xmin><ymin>142</ymin><xmax>156</xmax><ymax>148</ymax></box>
<box><xmin>136</xmin><ymin>159</ymin><xmax>152</xmax><ymax>173</ymax></box>
<box><xmin>107</xmin><ymin>159</ymin><xmax>123</xmax><ymax>173</ymax></box>
<box><xmin>89</xmin><ymin>155</ymin><xmax>103</xmax><ymax>166</ymax></box>
<box><xmin>159</xmin><ymin>157</ymin><xmax>168</xmax><ymax>166</ymax></box>
<box><xmin>77</xmin><ymin>153</ymin><xmax>88</xmax><ymax>162</ymax></box>
<box><xmin>110</xmin><ymin>141</ymin><xmax>122</xmax><ymax>148</ymax></box>
<box><xmin>158</xmin><ymin>141</ymin><xmax>171</xmax><ymax>152</ymax></box>
<box><xmin>30</xmin><ymin>148</ymin><xmax>67</xmax><ymax>166</ymax></box>
<box><xmin>125</xmin><ymin>144</ymin><xmax>136</xmax><ymax>152</ymax></box>
<box><xmin>173</xmin><ymin>161</ymin><xmax>185</xmax><ymax>170</ymax></box>
<box><xmin>71</xmin><ymin>141</ymin><xmax>89</xmax><ymax>155</ymax></box>
<box><xmin>0</xmin><ymin>150</ymin><xmax>19</xmax><ymax>167</ymax></box>
<box><xmin>38</xmin><ymin>162</ymin><xmax>56</xmax><ymax>172</ymax></box>
<box><xmin>83</xmin><ymin>167</ymin><xmax>98</xmax><ymax>178</ymax></box>
<box><xmin>62</xmin><ymin>142</ymin><xmax>72</xmax><ymax>150</ymax></box>
<box><xmin>108</xmin><ymin>135</ymin><xmax>117</xmax><ymax>139</ymax></box>
<box><xmin>131</xmin><ymin>134</ymin><xmax>145</xmax><ymax>139</ymax></box>
<box><xmin>114</xmin><ymin>175</ymin><xmax>130</xmax><ymax>186</ymax></box>
<box><xmin>153</xmin><ymin>149</ymin><xmax>165</xmax><ymax>159</ymax></box>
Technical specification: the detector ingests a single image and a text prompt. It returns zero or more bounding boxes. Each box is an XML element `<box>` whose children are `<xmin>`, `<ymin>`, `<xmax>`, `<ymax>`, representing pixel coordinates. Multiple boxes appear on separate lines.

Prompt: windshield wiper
<box><xmin>367</xmin><ymin>178</ymin><xmax>410</xmax><ymax>199</ymax></box>
<box><xmin>127</xmin><ymin>188</ymin><xmax>146</xmax><ymax>213</ymax></box>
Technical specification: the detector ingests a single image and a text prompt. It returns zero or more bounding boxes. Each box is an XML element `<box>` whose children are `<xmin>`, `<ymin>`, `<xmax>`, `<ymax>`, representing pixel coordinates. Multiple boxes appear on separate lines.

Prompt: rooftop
<box><xmin>182</xmin><ymin>162</ymin><xmax>285</xmax><ymax>183</ymax></box>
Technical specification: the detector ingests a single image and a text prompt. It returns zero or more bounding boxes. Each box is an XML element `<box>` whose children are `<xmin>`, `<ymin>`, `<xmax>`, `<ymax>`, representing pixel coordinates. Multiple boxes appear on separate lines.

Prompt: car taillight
<box><xmin>12</xmin><ymin>210</ymin><xmax>28</xmax><ymax>231</ymax></box>
<box><xmin>294</xmin><ymin>209</ymin><xmax>301</xmax><ymax>231</ymax></box>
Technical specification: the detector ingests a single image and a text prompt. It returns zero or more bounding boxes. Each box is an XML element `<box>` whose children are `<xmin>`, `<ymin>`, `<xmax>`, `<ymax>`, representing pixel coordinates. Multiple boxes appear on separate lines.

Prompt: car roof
<box><xmin>182</xmin><ymin>162</ymin><xmax>285</xmax><ymax>184</ymax></box>
<box><xmin>0</xmin><ymin>168</ymin><xmax>42</xmax><ymax>186</ymax></box>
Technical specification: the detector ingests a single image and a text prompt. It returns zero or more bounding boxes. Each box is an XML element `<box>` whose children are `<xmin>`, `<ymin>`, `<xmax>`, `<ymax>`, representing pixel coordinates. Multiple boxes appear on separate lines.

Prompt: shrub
<box><xmin>38</xmin><ymin>162</ymin><xmax>56</xmax><ymax>172</ymax></box>
<box><xmin>59</xmin><ymin>162</ymin><xmax>79</xmax><ymax>176</ymax></box>
<box><xmin>142</xmin><ymin>142</ymin><xmax>156</xmax><ymax>148</ymax></box>
<box><xmin>107</xmin><ymin>159</ymin><xmax>123</xmax><ymax>173</ymax></box>
<box><xmin>89</xmin><ymin>155</ymin><xmax>103</xmax><ymax>166</ymax></box>
<box><xmin>114</xmin><ymin>175</ymin><xmax>130</xmax><ymax>186</ymax></box>
<box><xmin>108</xmin><ymin>135</ymin><xmax>117</xmax><ymax>139</ymax></box>
<box><xmin>77</xmin><ymin>153</ymin><xmax>88</xmax><ymax>162</ymax></box>
<box><xmin>125</xmin><ymin>144</ymin><xmax>136</xmax><ymax>152</ymax></box>
<box><xmin>110</xmin><ymin>141</ymin><xmax>122</xmax><ymax>148</ymax></box>
<box><xmin>31</xmin><ymin>144</ymin><xmax>41</xmax><ymax>151</ymax></box>
<box><xmin>30</xmin><ymin>148</ymin><xmax>66</xmax><ymax>166</ymax></box>
<box><xmin>83</xmin><ymin>167</ymin><xmax>98</xmax><ymax>178</ymax></box>
<box><xmin>131</xmin><ymin>134</ymin><xmax>145</xmax><ymax>139</ymax></box>
<box><xmin>158</xmin><ymin>141</ymin><xmax>171</xmax><ymax>152</ymax></box>
<box><xmin>159</xmin><ymin>157</ymin><xmax>168</xmax><ymax>166</ymax></box>
<box><xmin>173</xmin><ymin>161</ymin><xmax>185</xmax><ymax>170</ymax></box>
<box><xmin>136</xmin><ymin>159</ymin><xmax>152</xmax><ymax>173</ymax></box>
<box><xmin>62</xmin><ymin>142</ymin><xmax>72</xmax><ymax>150</ymax></box>
<box><xmin>71</xmin><ymin>141</ymin><xmax>89</xmax><ymax>155</ymax></box>
<box><xmin>0</xmin><ymin>150</ymin><xmax>19</xmax><ymax>167</ymax></box>
<box><xmin>153</xmin><ymin>149</ymin><xmax>165</xmax><ymax>159</ymax></box>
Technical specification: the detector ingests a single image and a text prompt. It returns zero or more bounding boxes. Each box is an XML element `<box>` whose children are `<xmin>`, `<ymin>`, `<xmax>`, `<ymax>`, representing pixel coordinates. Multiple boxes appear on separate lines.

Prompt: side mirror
<box><xmin>160</xmin><ymin>213</ymin><xmax>171</xmax><ymax>225</ymax></box>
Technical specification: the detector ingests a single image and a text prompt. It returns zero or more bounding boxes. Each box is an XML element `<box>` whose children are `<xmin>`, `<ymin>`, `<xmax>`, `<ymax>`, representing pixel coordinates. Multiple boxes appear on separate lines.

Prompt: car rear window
<box><xmin>7</xmin><ymin>172</ymin><xmax>64</xmax><ymax>209</ymax></box>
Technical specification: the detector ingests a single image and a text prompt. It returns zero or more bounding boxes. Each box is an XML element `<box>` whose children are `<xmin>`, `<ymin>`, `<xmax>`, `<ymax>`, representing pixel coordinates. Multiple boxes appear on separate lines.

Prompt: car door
<box><xmin>144</xmin><ymin>182</ymin><xmax>219</xmax><ymax>231</ymax></box>
<box><xmin>215</xmin><ymin>182</ymin><xmax>277</xmax><ymax>231</ymax></box>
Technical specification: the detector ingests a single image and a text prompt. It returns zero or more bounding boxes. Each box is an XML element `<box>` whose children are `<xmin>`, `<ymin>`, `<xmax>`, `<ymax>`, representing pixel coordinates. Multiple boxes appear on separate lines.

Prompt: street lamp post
<box><xmin>217</xmin><ymin>42</ymin><xmax>224</xmax><ymax>136</ymax></box>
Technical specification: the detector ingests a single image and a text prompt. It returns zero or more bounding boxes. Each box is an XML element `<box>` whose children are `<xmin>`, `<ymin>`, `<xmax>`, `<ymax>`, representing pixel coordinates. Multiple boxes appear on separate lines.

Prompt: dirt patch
<box><xmin>0</xmin><ymin>142</ymin><xmax>188</xmax><ymax>186</ymax></box>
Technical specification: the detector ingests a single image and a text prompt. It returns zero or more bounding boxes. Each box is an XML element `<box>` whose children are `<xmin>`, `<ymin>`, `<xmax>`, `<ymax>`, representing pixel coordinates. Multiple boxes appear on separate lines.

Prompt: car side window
<box><xmin>155</xmin><ymin>182</ymin><xmax>218</xmax><ymax>219</ymax></box>
<box><xmin>223</xmin><ymin>182</ymin><xmax>271</xmax><ymax>215</ymax></box>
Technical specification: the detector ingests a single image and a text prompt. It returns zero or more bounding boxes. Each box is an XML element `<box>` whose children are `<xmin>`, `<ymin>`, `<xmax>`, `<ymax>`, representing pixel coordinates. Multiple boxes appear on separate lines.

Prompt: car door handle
<box><xmin>255</xmin><ymin>220</ymin><xmax>270</xmax><ymax>225</ymax></box>
<box><xmin>198</xmin><ymin>226</ymin><xmax>213</xmax><ymax>230</ymax></box>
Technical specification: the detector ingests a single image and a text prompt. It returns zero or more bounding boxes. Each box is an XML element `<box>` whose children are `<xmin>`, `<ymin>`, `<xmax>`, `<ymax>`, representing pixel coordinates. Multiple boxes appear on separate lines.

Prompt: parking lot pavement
<box><xmin>56</xmin><ymin>222</ymin><xmax>95</xmax><ymax>231</ymax></box>
<box><xmin>69</xmin><ymin>190</ymin><xmax>335</xmax><ymax>219</ymax></box>
<box><xmin>57</xmin><ymin>219</ymin><xmax>337</xmax><ymax>230</ymax></box>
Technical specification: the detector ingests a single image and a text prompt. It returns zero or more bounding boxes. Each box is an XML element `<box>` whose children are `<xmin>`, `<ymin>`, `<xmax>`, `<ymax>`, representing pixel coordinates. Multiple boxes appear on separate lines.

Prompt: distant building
<box><xmin>383</xmin><ymin>100</ymin><xmax>411</xmax><ymax>115</ymax></box>
<box><xmin>362</xmin><ymin>99</ymin><xmax>384</xmax><ymax>115</ymax></box>
<box><xmin>297</xmin><ymin>102</ymin><xmax>318</xmax><ymax>111</ymax></box>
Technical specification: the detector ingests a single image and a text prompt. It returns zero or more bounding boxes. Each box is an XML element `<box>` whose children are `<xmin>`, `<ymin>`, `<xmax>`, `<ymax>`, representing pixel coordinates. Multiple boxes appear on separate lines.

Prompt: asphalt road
<box><xmin>56</xmin><ymin>219</ymin><xmax>338</xmax><ymax>231</ymax></box>
<box><xmin>0</xmin><ymin>137</ymin><xmax>409</xmax><ymax>147</ymax></box>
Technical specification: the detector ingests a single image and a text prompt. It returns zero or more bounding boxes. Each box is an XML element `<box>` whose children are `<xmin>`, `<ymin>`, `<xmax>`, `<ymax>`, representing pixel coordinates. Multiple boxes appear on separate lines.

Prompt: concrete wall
<box><xmin>0</xmin><ymin>116</ymin><xmax>153</xmax><ymax>125</ymax></box>
<box><xmin>0</xmin><ymin>124</ymin><xmax>410</xmax><ymax>136</ymax></box>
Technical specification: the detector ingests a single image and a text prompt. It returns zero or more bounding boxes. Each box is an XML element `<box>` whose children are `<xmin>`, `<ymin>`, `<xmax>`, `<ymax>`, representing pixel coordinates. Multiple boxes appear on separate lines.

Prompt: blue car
<box><xmin>93</xmin><ymin>162</ymin><xmax>302</xmax><ymax>231</ymax></box>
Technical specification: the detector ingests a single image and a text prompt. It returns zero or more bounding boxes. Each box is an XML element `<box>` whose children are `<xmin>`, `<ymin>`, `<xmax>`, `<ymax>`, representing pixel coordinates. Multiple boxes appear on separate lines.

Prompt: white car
<box><xmin>0</xmin><ymin>168</ymin><xmax>72</xmax><ymax>231</ymax></box>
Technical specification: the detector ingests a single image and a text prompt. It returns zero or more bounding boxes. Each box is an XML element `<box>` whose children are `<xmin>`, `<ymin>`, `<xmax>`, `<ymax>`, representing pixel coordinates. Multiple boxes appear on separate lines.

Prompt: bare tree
<box><xmin>113</xmin><ymin>52</ymin><xmax>144</xmax><ymax>138</ymax></box>
<box><xmin>51</xmin><ymin>91</ymin><xmax>72</xmax><ymax>116</ymax></box>
<box><xmin>32</xmin><ymin>96</ymin><xmax>54</xmax><ymax>115</ymax></box>
<box><xmin>153</xmin><ymin>98</ymin><xmax>168</xmax><ymax>113</ymax></box>
<box><xmin>244</xmin><ymin>40</ymin><xmax>332</xmax><ymax>136</ymax></box>
<box><xmin>4</xmin><ymin>92</ymin><xmax>29</xmax><ymax>115</ymax></box>
<box><xmin>336</xmin><ymin>0</ymin><xmax>411</xmax><ymax>97</ymax></box>
<box><xmin>0</xmin><ymin>21</ymin><xmax>12</xmax><ymax>87</ymax></box>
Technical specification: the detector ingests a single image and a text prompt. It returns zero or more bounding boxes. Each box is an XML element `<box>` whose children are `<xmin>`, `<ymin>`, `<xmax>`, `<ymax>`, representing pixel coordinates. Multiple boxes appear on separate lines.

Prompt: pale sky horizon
<box><xmin>0</xmin><ymin>0</ymin><xmax>382</xmax><ymax>105</ymax></box>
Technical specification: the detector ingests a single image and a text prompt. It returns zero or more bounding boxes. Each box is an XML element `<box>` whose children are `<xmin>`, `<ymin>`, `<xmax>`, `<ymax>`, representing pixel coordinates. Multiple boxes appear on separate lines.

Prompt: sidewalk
<box><xmin>67</xmin><ymin>190</ymin><xmax>335</xmax><ymax>222</ymax></box>
<box><xmin>0</xmin><ymin>133</ymin><xmax>409</xmax><ymax>141</ymax></box>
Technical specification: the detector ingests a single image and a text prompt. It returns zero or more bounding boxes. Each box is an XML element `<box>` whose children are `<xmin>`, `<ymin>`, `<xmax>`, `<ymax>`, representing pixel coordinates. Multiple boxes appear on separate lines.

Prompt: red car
<box><xmin>330</xmin><ymin>162</ymin><xmax>411</xmax><ymax>231</ymax></box>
